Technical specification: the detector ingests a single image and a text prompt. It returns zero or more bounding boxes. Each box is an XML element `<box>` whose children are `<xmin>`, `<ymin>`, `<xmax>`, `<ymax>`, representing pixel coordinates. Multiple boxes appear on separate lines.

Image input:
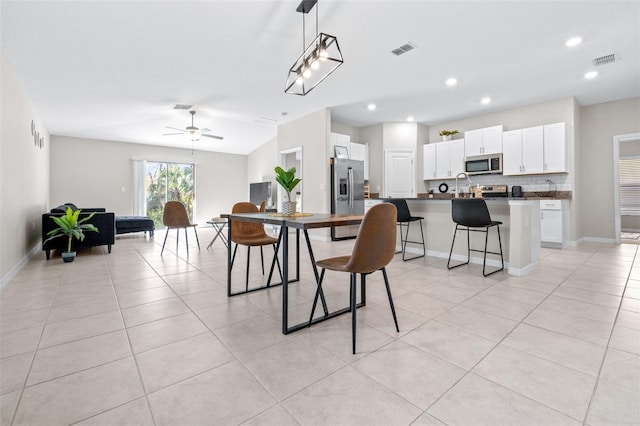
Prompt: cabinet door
<box><xmin>482</xmin><ymin>125</ymin><xmax>503</xmax><ymax>154</ymax></box>
<box><xmin>351</xmin><ymin>143</ymin><xmax>363</xmax><ymax>161</ymax></box>
<box><xmin>449</xmin><ymin>139</ymin><xmax>465</xmax><ymax>176</ymax></box>
<box><xmin>331</xmin><ymin>132</ymin><xmax>351</xmax><ymax>158</ymax></box>
<box><xmin>541</xmin><ymin>209</ymin><xmax>563</xmax><ymax>243</ymax></box>
<box><xmin>464</xmin><ymin>129</ymin><xmax>483</xmax><ymax>156</ymax></box>
<box><xmin>436</xmin><ymin>142</ymin><xmax>451</xmax><ymax>178</ymax></box>
<box><xmin>423</xmin><ymin>144</ymin><xmax>437</xmax><ymax>180</ymax></box>
<box><xmin>502</xmin><ymin>129</ymin><xmax>523</xmax><ymax>176</ymax></box>
<box><xmin>544</xmin><ymin>123</ymin><xmax>566</xmax><ymax>173</ymax></box>
<box><xmin>521</xmin><ymin>126</ymin><xmax>544</xmax><ymax>174</ymax></box>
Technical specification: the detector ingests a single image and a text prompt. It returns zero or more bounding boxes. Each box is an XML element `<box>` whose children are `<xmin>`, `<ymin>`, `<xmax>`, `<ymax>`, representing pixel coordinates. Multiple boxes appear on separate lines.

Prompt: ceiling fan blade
<box><xmin>165</xmin><ymin>126</ymin><xmax>185</xmax><ymax>132</ymax></box>
<box><xmin>202</xmin><ymin>134</ymin><xmax>224</xmax><ymax>140</ymax></box>
<box><xmin>162</xmin><ymin>132</ymin><xmax>184</xmax><ymax>136</ymax></box>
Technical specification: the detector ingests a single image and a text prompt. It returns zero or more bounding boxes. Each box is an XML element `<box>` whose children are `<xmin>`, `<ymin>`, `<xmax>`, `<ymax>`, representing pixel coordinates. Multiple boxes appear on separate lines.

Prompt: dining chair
<box><xmin>231</xmin><ymin>202</ymin><xmax>282</xmax><ymax>291</ymax></box>
<box><xmin>447</xmin><ymin>198</ymin><xmax>504</xmax><ymax>276</ymax></box>
<box><xmin>161</xmin><ymin>201</ymin><xmax>200</xmax><ymax>256</ymax></box>
<box><xmin>383</xmin><ymin>198</ymin><xmax>425</xmax><ymax>261</ymax></box>
<box><xmin>308</xmin><ymin>202</ymin><xmax>399</xmax><ymax>354</ymax></box>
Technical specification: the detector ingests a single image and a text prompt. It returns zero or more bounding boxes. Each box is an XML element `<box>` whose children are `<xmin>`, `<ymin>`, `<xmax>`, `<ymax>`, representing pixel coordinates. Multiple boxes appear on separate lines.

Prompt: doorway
<box><xmin>385</xmin><ymin>150</ymin><xmax>415</xmax><ymax>198</ymax></box>
<box><xmin>613</xmin><ymin>133</ymin><xmax>640</xmax><ymax>244</ymax></box>
<box><xmin>279</xmin><ymin>147</ymin><xmax>303</xmax><ymax>212</ymax></box>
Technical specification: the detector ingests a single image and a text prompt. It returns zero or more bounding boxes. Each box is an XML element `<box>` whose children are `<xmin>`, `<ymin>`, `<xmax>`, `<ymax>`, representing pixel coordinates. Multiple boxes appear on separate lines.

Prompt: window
<box><xmin>146</xmin><ymin>161</ymin><xmax>195</xmax><ymax>228</ymax></box>
<box><xmin>619</xmin><ymin>157</ymin><xmax>640</xmax><ymax>215</ymax></box>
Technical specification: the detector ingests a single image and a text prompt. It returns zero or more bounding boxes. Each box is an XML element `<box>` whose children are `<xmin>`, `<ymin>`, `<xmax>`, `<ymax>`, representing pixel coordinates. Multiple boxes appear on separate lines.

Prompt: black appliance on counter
<box><xmin>512</xmin><ymin>185</ymin><xmax>523</xmax><ymax>198</ymax></box>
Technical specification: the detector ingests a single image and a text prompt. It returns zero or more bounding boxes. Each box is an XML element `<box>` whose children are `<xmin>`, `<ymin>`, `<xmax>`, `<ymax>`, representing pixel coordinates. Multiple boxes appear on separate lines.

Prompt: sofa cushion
<box><xmin>50</xmin><ymin>205</ymin><xmax>68</xmax><ymax>214</ymax></box>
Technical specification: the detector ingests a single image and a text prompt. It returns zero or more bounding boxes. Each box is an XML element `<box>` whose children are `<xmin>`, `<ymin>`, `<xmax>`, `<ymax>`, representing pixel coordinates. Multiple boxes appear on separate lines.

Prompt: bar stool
<box><xmin>447</xmin><ymin>199</ymin><xmax>504</xmax><ymax>277</ymax></box>
<box><xmin>383</xmin><ymin>199</ymin><xmax>425</xmax><ymax>261</ymax></box>
<box><xmin>308</xmin><ymin>203</ymin><xmax>400</xmax><ymax>354</ymax></box>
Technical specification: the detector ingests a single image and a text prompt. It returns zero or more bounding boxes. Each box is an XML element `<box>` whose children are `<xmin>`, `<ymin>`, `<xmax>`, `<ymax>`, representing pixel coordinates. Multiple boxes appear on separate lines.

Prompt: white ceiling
<box><xmin>2</xmin><ymin>1</ymin><xmax>639</xmax><ymax>155</ymax></box>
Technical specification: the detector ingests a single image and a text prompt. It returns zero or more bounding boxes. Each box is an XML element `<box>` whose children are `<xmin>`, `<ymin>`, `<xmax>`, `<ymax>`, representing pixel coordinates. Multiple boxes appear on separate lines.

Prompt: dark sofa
<box><xmin>42</xmin><ymin>203</ymin><xmax>115</xmax><ymax>260</ymax></box>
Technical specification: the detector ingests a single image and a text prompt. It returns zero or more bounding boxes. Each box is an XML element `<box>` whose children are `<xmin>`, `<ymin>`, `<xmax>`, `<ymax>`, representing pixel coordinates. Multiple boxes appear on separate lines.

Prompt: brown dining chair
<box><xmin>161</xmin><ymin>201</ymin><xmax>200</xmax><ymax>256</ymax></box>
<box><xmin>308</xmin><ymin>202</ymin><xmax>400</xmax><ymax>354</ymax></box>
<box><xmin>231</xmin><ymin>202</ymin><xmax>282</xmax><ymax>291</ymax></box>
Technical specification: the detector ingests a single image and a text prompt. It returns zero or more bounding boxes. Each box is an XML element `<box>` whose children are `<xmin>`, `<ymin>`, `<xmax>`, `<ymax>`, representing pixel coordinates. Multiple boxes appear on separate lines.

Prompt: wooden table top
<box><xmin>222</xmin><ymin>212</ymin><xmax>364</xmax><ymax>230</ymax></box>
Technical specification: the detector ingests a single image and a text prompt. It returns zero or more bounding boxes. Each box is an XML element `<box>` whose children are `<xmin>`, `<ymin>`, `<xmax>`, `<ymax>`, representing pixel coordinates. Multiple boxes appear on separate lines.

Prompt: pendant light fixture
<box><xmin>285</xmin><ymin>0</ymin><xmax>343</xmax><ymax>96</ymax></box>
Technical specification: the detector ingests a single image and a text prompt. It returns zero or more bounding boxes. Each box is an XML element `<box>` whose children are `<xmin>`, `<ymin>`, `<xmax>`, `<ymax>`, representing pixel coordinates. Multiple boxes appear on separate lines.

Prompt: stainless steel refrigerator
<box><xmin>331</xmin><ymin>157</ymin><xmax>365</xmax><ymax>240</ymax></box>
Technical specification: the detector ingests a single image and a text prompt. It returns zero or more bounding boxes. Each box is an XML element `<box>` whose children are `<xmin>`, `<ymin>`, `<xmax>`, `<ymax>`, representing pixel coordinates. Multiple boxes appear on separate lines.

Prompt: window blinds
<box><xmin>620</xmin><ymin>157</ymin><xmax>640</xmax><ymax>215</ymax></box>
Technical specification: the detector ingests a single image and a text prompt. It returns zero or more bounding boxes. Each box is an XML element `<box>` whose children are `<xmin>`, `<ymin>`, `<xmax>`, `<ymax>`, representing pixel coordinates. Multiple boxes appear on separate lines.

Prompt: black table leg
<box><xmin>282</xmin><ymin>224</ymin><xmax>289</xmax><ymax>335</ymax></box>
<box><xmin>304</xmin><ymin>230</ymin><xmax>329</xmax><ymax>316</ymax></box>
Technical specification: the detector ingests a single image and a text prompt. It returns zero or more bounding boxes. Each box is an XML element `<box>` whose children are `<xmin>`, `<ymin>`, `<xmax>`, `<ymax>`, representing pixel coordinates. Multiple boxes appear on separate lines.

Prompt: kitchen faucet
<box><xmin>455</xmin><ymin>172</ymin><xmax>472</xmax><ymax>198</ymax></box>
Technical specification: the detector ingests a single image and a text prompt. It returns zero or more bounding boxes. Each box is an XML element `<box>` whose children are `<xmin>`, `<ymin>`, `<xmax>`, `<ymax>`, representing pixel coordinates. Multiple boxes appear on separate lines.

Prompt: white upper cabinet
<box><xmin>503</xmin><ymin>123</ymin><xmax>566</xmax><ymax>176</ymax></box>
<box><xmin>504</xmin><ymin>127</ymin><xmax>544</xmax><ymax>175</ymax></box>
<box><xmin>423</xmin><ymin>143</ymin><xmax>437</xmax><ymax>180</ymax></box>
<box><xmin>502</xmin><ymin>129</ymin><xmax>523</xmax><ymax>176</ymax></box>
<box><xmin>423</xmin><ymin>139</ymin><xmax>464</xmax><ymax>180</ymax></box>
<box><xmin>330</xmin><ymin>132</ymin><xmax>350</xmax><ymax>158</ymax></box>
<box><xmin>543</xmin><ymin>122</ymin><xmax>567</xmax><ymax>173</ymax></box>
<box><xmin>464</xmin><ymin>125</ymin><xmax>503</xmax><ymax>156</ymax></box>
<box><xmin>350</xmin><ymin>142</ymin><xmax>369</xmax><ymax>180</ymax></box>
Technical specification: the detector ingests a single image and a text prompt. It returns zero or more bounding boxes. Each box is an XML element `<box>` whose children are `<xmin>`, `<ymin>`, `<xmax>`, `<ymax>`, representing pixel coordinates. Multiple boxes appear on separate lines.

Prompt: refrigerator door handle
<box><xmin>348</xmin><ymin>168</ymin><xmax>354</xmax><ymax>210</ymax></box>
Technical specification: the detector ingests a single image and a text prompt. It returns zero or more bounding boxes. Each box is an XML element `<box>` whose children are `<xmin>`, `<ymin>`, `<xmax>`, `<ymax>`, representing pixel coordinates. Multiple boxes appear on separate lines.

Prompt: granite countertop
<box><xmin>369</xmin><ymin>191</ymin><xmax>572</xmax><ymax>201</ymax></box>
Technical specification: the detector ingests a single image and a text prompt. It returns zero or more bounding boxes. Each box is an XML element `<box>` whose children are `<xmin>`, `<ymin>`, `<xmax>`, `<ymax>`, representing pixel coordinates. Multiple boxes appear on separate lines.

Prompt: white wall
<box><xmin>359</xmin><ymin>124</ymin><xmax>383</xmax><ymax>194</ymax></box>
<box><xmin>1</xmin><ymin>55</ymin><xmax>50</xmax><ymax>285</ymax></box>
<box><xmin>331</xmin><ymin>121</ymin><xmax>360</xmax><ymax>143</ymax></box>
<box><xmin>247</xmin><ymin>136</ymin><xmax>278</xmax><ymax>204</ymax></box>
<box><xmin>50</xmin><ymin>136</ymin><xmax>247</xmax><ymax>223</ymax></box>
<box><xmin>580</xmin><ymin>97</ymin><xmax>640</xmax><ymax>240</ymax></box>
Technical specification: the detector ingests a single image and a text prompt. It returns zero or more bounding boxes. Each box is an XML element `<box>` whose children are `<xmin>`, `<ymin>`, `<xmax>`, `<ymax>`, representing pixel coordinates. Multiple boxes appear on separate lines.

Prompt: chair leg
<box><xmin>193</xmin><ymin>226</ymin><xmax>200</xmax><ymax>250</ymax></box>
<box><xmin>482</xmin><ymin>225</ymin><xmax>505</xmax><ymax>277</ymax></box>
<box><xmin>401</xmin><ymin>220</ymin><xmax>426</xmax><ymax>261</ymax></box>
<box><xmin>350</xmin><ymin>272</ymin><xmax>357</xmax><ymax>355</ymax></box>
<box><xmin>260</xmin><ymin>246</ymin><xmax>265</xmax><ymax>275</ymax></box>
<box><xmin>161</xmin><ymin>228</ymin><xmax>169</xmax><ymax>255</ymax></box>
<box><xmin>175</xmin><ymin>228</ymin><xmax>179</xmax><ymax>253</ymax></box>
<box><xmin>308</xmin><ymin>268</ymin><xmax>326</xmax><ymax>325</ymax></box>
<box><xmin>245</xmin><ymin>246</ymin><xmax>251</xmax><ymax>292</ymax></box>
<box><xmin>394</xmin><ymin>223</ymin><xmax>403</xmax><ymax>254</ymax></box>
<box><xmin>360</xmin><ymin>273</ymin><xmax>366</xmax><ymax>306</ymax></box>
<box><xmin>382</xmin><ymin>267</ymin><xmax>399</xmax><ymax>333</ymax></box>
<box><xmin>184</xmin><ymin>227</ymin><xmax>189</xmax><ymax>256</ymax></box>
<box><xmin>447</xmin><ymin>224</ymin><xmax>470</xmax><ymax>270</ymax></box>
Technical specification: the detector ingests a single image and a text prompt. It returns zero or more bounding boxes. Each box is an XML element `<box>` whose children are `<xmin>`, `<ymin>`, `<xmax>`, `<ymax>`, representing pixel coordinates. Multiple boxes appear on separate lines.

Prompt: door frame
<box><xmin>613</xmin><ymin>132</ymin><xmax>640</xmax><ymax>244</ymax></box>
<box><xmin>384</xmin><ymin>149</ymin><xmax>415</xmax><ymax>198</ymax></box>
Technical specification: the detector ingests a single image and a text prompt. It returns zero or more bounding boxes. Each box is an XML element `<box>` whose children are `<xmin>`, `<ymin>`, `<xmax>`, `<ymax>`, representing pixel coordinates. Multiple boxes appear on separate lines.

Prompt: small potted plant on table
<box><xmin>275</xmin><ymin>166</ymin><xmax>301</xmax><ymax>215</ymax></box>
<box><xmin>44</xmin><ymin>207</ymin><xmax>99</xmax><ymax>262</ymax></box>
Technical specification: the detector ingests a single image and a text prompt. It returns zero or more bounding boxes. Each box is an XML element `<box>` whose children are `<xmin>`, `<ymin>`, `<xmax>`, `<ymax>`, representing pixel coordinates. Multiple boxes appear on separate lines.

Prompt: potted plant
<box><xmin>275</xmin><ymin>166</ymin><xmax>301</xmax><ymax>215</ymax></box>
<box><xmin>439</xmin><ymin>129</ymin><xmax>459</xmax><ymax>141</ymax></box>
<box><xmin>43</xmin><ymin>207</ymin><xmax>99</xmax><ymax>262</ymax></box>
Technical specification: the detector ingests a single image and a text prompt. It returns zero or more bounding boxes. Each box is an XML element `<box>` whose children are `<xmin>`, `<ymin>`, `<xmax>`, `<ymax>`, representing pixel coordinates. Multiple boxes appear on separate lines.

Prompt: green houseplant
<box><xmin>439</xmin><ymin>129</ymin><xmax>459</xmax><ymax>141</ymax></box>
<box><xmin>43</xmin><ymin>207</ymin><xmax>99</xmax><ymax>262</ymax></box>
<box><xmin>275</xmin><ymin>166</ymin><xmax>301</xmax><ymax>215</ymax></box>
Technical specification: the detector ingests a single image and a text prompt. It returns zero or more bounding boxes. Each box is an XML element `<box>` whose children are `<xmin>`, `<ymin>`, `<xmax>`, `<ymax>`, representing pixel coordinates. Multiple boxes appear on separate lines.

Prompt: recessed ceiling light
<box><xmin>367</xmin><ymin>103</ymin><xmax>376</xmax><ymax>111</ymax></box>
<box><xmin>584</xmin><ymin>71</ymin><xmax>598</xmax><ymax>79</ymax></box>
<box><xmin>445</xmin><ymin>77</ymin><xmax>458</xmax><ymax>86</ymax></box>
<box><xmin>481</xmin><ymin>97</ymin><xmax>491</xmax><ymax>105</ymax></box>
<box><xmin>407</xmin><ymin>116</ymin><xmax>414</xmax><ymax>122</ymax></box>
<box><xmin>565</xmin><ymin>37</ymin><xmax>583</xmax><ymax>47</ymax></box>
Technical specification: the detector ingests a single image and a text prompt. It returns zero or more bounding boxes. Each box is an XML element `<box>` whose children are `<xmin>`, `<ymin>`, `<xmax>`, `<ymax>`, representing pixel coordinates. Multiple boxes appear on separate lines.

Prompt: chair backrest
<box><xmin>451</xmin><ymin>199</ymin><xmax>492</xmax><ymax>227</ymax></box>
<box><xmin>231</xmin><ymin>202</ymin><xmax>267</xmax><ymax>242</ymax></box>
<box><xmin>163</xmin><ymin>201</ymin><xmax>192</xmax><ymax>228</ymax></box>
<box><xmin>347</xmin><ymin>203</ymin><xmax>397</xmax><ymax>273</ymax></box>
<box><xmin>259</xmin><ymin>200</ymin><xmax>266</xmax><ymax>212</ymax></box>
<box><xmin>383</xmin><ymin>198</ymin><xmax>412</xmax><ymax>222</ymax></box>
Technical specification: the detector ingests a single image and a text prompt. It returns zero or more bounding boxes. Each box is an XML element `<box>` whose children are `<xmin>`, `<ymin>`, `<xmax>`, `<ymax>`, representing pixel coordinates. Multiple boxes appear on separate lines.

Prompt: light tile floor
<box><xmin>1</xmin><ymin>228</ymin><xmax>639</xmax><ymax>425</ymax></box>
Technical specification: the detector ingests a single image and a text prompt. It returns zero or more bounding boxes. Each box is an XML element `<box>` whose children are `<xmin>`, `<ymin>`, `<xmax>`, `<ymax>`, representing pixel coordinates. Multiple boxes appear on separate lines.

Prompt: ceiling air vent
<box><xmin>592</xmin><ymin>53</ymin><xmax>618</xmax><ymax>66</ymax></box>
<box><xmin>391</xmin><ymin>42</ymin><xmax>416</xmax><ymax>56</ymax></box>
<box><xmin>173</xmin><ymin>104</ymin><xmax>193</xmax><ymax>110</ymax></box>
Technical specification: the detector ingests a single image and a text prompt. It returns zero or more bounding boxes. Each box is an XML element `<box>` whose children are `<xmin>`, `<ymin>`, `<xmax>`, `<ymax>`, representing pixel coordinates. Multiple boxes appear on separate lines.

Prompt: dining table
<box><xmin>223</xmin><ymin>212</ymin><xmax>364</xmax><ymax>334</ymax></box>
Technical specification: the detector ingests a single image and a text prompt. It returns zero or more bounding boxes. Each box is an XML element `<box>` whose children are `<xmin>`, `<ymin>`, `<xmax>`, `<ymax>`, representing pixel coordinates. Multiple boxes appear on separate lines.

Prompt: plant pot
<box><xmin>442</xmin><ymin>135</ymin><xmax>451</xmax><ymax>142</ymax></box>
<box><xmin>62</xmin><ymin>251</ymin><xmax>76</xmax><ymax>263</ymax></box>
<box><xmin>281</xmin><ymin>201</ymin><xmax>297</xmax><ymax>216</ymax></box>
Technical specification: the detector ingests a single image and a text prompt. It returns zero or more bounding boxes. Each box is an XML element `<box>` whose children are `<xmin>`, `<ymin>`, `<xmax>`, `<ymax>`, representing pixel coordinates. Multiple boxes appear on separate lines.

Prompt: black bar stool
<box><xmin>447</xmin><ymin>199</ymin><xmax>504</xmax><ymax>276</ymax></box>
<box><xmin>383</xmin><ymin>199</ymin><xmax>425</xmax><ymax>261</ymax></box>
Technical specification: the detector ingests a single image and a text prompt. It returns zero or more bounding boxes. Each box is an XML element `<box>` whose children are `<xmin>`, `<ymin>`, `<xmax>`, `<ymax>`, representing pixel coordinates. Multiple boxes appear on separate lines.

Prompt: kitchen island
<box><xmin>367</xmin><ymin>197</ymin><xmax>545</xmax><ymax>276</ymax></box>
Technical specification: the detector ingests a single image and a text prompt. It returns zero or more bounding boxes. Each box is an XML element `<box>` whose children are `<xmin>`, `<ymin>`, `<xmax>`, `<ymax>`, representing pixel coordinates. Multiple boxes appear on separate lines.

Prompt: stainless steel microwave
<box><xmin>464</xmin><ymin>154</ymin><xmax>503</xmax><ymax>175</ymax></box>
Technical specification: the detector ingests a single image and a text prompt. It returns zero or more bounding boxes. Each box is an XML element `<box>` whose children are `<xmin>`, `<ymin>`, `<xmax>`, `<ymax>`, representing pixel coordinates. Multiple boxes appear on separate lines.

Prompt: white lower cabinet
<box><xmin>540</xmin><ymin>200</ymin><xmax>568</xmax><ymax>248</ymax></box>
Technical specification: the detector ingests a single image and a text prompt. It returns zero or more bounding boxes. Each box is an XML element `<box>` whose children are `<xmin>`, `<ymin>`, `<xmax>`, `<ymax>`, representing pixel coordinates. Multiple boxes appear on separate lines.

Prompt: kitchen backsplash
<box><xmin>426</xmin><ymin>173</ymin><xmax>571</xmax><ymax>194</ymax></box>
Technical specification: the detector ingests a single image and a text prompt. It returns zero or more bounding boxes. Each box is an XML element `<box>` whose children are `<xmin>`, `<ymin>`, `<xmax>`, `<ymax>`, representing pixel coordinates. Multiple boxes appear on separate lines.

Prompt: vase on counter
<box><xmin>442</xmin><ymin>135</ymin><xmax>451</xmax><ymax>142</ymax></box>
<box><xmin>281</xmin><ymin>201</ymin><xmax>297</xmax><ymax>215</ymax></box>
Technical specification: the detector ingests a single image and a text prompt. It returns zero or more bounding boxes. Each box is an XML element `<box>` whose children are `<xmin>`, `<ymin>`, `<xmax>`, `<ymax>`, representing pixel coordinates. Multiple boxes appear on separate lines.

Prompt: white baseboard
<box><xmin>508</xmin><ymin>263</ymin><xmax>537</xmax><ymax>276</ymax></box>
<box><xmin>581</xmin><ymin>237</ymin><xmax>617</xmax><ymax>244</ymax></box>
<box><xmin>0</xmin><ymin>242</ymin><xmax>41</xmax><ymax>289</ymax></box>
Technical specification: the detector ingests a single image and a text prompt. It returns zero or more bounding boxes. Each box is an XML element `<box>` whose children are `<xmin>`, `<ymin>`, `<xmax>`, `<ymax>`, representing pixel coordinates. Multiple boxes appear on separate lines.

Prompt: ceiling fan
<box><xmin>163</xmin><ymin>110</ymin><xmax>223</xmax><ymax>141</ymax></box>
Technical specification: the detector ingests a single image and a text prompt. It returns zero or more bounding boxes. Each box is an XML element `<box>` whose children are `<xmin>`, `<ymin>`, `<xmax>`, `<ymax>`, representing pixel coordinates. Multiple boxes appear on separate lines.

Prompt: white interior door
<box><xmin>385</xmin><ymin>150</ymin><xmax>414</xmax><ymax>198</ymax></box>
